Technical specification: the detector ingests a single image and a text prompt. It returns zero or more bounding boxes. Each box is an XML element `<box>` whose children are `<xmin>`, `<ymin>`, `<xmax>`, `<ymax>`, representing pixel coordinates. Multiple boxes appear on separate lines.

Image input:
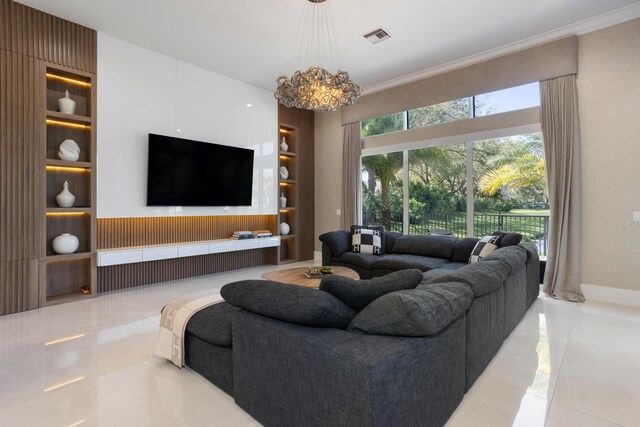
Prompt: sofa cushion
<box><xmin>335</xmin><ymin>252</ymin><xmax>381</xmax><ymax>270</ymax></box>
<box><xmin>348</xmin><ymin>282</ymin><xmax>473</xmax><ymax>337</ymax></box>
<box><xmin>351</xmin><ymin>225</ymin><xmax>383</xmax><ymax>255</ymax></box>
<box><xmin>451</xmin><ymin>237</ymin><xmax>479</xmax><ymax>263</ymax></box>
<box><xmin>319</xmin><ymin>269</ymin><xmax>423</xmax><ymax>311</ymax></box>
<box><xmin>221</xmin><ymin>280</ymin><xmax>356</xmax><ymax>329</ymax></box>
<box><xmin>392</xmin><ymin>235</ymin><xmax>456</xmax><ymax>259</ymax></box>
<box><xmin>385</xmin><ymin>231</ymin><xmax>403</xmax><ymax>254</ymax></box>
<box><xmin>185</xmin><ymin>301</ymin><xmax>240</xmax><ymax>347</ymax></box>
<box><xmin>319</xmin><ymin>230</ymin><xmax>350</xmax><ymax>257</ymax></box>
<box><xmin>439</xmin><ymin>261</ymin><xmax>469</xmax><ymax>270</ymax></box>
<box><xmin>424</xmin><ymin>259</ymin><xmax>509</xmax><ymax>297</ymax></box>
<box><xmin>351</xmin><ymin>225</ymin><xmax>385</xmax><ymax>254</ymax></box>
<box><xmin>492</xmin><ymin>231</ymin><xmax>523</xmax><ymax>247</ymax></box>
<box><xmin>469</xmin><ymin>235</ymin><xmax>500</xmax><ymax>263</ymax></box>
<box><xmin>372</xmin><ymin>254</ymin><xmax>450</xmax><ymax>272</ymax></box>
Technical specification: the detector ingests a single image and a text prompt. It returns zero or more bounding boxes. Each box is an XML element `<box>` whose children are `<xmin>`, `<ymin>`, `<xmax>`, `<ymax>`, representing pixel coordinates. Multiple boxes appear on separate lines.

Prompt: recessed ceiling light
<box><xmin>176</xmin><ymin>129</ymin><xmax>182</xmax><ymax>132</ymax></box>
<box><xmin>246</xmin><ymin>103</ymin><xmax>253</xmax><ymax>107</ymax></box>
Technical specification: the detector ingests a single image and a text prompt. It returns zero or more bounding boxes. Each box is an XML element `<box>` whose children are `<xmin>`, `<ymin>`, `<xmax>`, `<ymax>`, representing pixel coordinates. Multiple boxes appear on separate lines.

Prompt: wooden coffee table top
<box><xmin>261</xmin><ymin>266</ymin><xmax>359</xmax><ymax>288</ymax></box>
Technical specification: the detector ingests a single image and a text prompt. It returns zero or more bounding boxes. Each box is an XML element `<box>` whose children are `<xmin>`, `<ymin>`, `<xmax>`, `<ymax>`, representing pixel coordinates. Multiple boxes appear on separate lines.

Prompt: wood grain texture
<box><xmin>97</xmin><ymin>215</ymin><xmax>278</xmax><ymax>249</ymax></box>
<box><xmin>278</xmin><ymin>105</ymin><xmax>315</xmax><ymax>261</ymax></box>
<box><xmin>0</xmin><ymin>0</ymin><xmax>97</xmax><ymax>73</ymax></box>
<box><xmin>0</xmin><ymin>49</ymin><xmax>43</xmax><ymax>262</ymax></box>
<box><xmin>0</xmin><ymin>260</ymin><xmax>38</xmax><ymax>315</ymax></box>
<box><xmin>98</xmin><ymin>249</ymin><xmax>276</xmax><ymax>292</ymax></box>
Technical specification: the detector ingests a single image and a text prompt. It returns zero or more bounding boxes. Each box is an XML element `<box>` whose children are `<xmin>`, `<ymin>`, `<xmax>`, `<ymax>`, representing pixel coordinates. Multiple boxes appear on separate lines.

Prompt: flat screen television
<box><xmin>147</xmin><ymin>133</ymin><xmax>254</xmax><ymax>206</ymax></box>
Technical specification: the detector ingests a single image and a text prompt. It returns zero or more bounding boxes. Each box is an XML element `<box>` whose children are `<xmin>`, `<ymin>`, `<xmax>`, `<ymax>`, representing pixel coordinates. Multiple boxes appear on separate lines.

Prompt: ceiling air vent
<box><xmin>362</xmin><ymin>28</ymin><xmax>391</xmax><ymax>45</ymax></box>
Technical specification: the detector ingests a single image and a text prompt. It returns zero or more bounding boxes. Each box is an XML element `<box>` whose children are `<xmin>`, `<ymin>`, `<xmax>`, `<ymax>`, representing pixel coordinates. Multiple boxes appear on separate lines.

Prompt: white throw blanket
<box><xmin>154</xmin><ymin>289</ymin><xmax>225</xmax><ymax>367</ymax></box>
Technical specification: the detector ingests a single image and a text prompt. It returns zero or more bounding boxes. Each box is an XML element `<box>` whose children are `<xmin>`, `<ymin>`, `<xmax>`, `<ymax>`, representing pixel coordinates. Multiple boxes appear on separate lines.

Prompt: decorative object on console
<box><xmin>274</xmin><ymin>0</ymin><xmax>362</xmax><ymax>112</ymax></box>
<box><xmin>279</xmin><ymin>166</ymin><xmax>289</xmax><ymax>180</ymax></box>
<box><xmin>469</xmin><ymin>235</ymin><xmax>501</xmax><ymax>263</ymax></box>
<box><xmin>55</xmin><ymin>181</ymin><xmax>75</xmax><ymax>207</ymax></box>
<box><xmin>280</xmin><ymin>192</ymin><xmax>287</xmax><ymax>208</ymax></box>
<box><xmin>280</xmin><ymin>136</ymin><xmax>288</xmax><ymax>152</ymax></box>
<box><xmin>58</xmin><ymin>90</ymin><xmax>76</xmax><ymax>114</ymax></box>
<box><xmin>280</xmin><ymin>221</ymin><xmax>290</xmax><ymax>235</ymax></box>
<box><xmin>81</xmin><ymin>286</ymin><xmax>90</xmax><ymax>295</ymax></box>
<box><xmin>52</xmin><ymin>233</ymin><xmax>79</xmax><ymax>254</ymax></box>
<box><xmin>58</xmin><ymin>139</ymin><xmax>81</xmax><ymax>161</ymax></box>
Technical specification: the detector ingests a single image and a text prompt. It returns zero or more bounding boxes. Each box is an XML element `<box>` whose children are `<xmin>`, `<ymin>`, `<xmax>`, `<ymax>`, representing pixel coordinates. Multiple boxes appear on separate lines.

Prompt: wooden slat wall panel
<box><xmin>98</xmin><ymin>249</ymin><xmax>276</xmax><ymax>292</ymax></box>
<box><xmin>0</xmin><ymin>0</ymin><xmax>96</xmax><ymax>73</ymax></box>
<box><xmin>97</xmin><ymin>215</ymin><xmax>278</xmax><ymax>249</ymax></box>
<box><xmin>0</xmin><ymin>260</ymin><xmax>38</xmax><ymax>315</ymax></box>
<box><xmin>278</xmin><ymin>106</ymin><xmax>315</xmax><ymax>261</ymax></box>
<box><xmin>0</xmin><ymin>50</ymin><xmax>42</xmax><ymax>261</ymax></box>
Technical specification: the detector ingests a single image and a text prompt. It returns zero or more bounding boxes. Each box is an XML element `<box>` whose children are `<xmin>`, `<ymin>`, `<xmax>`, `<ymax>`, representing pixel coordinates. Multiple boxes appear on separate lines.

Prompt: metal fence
<box><xmin>363</xmin><ymin>211</ymin><xmax>549</xmax><ymax>255</ymax></box>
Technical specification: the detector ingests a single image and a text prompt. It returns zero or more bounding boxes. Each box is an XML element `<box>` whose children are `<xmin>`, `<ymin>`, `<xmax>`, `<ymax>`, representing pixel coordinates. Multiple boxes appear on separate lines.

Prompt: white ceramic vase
<box><xmin>58</xmin><ymin>139</ymin><xmax>81</xmax><ymax>161</ymax></box>
<box><xmin>279</xmin><ymin>222</ymin><xmax>290</xmax><ymax>235</ymax></box>
<box><xmin>279</xmin><ymin>166</ymin><xmax>289</xmax><ymax>180</ymax></box>
<box><xmin>280</xmin><ymin>137</ymin><xmax>288</xmax><ymax>152</ymax></box>
<box><xmin>58</xmin><ymin>90</ymin><xmax>76</xmax><ymax>115</ymax></box>
<box><xmin>280</xmin><ymin>192</ymin><xmax>287</xmax><ymax>208</ymax></box>
<box><xmin>56</xmin><ymin>181</ymin><xmax>75</xmax><ymax>208</ymax></box>
<box><xmin>52</xmin><ymin>233</ymin><xmax>79</xmax><ymax>254</ymax></box>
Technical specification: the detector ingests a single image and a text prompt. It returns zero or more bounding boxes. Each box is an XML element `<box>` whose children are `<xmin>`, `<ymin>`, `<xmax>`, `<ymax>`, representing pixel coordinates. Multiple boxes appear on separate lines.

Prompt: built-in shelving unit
<box><xmin>40</xmin><ymin>64</ymin><xmax>97</xmax><ymax>306</ymax></box>
<box><xmin>278</xmin><ymin>125</ymin><xmax>298</xmax><ymax>263</ymax></box>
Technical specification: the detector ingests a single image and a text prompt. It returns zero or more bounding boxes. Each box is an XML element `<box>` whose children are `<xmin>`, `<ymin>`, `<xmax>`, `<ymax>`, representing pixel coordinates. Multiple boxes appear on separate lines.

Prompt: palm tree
<box><xmin>362</xmin><ymin>152</ymin><xmax>403</xmax><ymax>229</ymax></box>
<box><xmin>478</xmin><ymin>134</ymin><xmax>547</xmax><ymax>203</ymax></box>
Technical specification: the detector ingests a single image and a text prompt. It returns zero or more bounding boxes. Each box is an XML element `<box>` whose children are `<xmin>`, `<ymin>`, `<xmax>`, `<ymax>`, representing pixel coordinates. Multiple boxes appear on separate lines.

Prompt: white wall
<box><xmin>97</xmin><ymin>33</ymin><xmax>277</xmax><ymax>218</ymax></box>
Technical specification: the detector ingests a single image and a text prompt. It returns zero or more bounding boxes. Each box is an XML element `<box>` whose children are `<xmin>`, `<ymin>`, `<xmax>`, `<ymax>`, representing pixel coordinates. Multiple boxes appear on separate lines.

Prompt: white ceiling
<box><xmin>16</xmin><ymin>0</ymin><xmax>640</xmax><ymax>93</ymax></box>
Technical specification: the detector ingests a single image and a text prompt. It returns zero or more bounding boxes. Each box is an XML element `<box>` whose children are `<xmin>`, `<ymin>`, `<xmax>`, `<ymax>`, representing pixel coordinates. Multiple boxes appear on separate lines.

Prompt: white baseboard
<box><xmin>581</xmin><ymin>283</ymin><xmax>640</xmax><ymax>308</ymax></box>
<box><xmin>314</xmin><ymin>250</ymin><xmax>322</xmax><ymax>262</ymax></box>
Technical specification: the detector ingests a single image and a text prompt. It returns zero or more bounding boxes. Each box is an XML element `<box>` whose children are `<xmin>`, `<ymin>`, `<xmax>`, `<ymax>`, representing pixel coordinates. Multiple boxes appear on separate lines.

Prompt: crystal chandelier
<box><xmin>274</xmin><ymin>0</ymin><xmax>362</xmax><ymax>112</ymax></box>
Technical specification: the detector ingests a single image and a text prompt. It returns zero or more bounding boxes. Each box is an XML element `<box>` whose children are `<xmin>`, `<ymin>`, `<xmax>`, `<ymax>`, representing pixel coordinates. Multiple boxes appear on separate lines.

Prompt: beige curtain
<box><xmin>341</xmin><ymin>123</ymin><xmax>362</xmax><ymax>230</ymax></box>
<box><xmin>540</xmin><ymin>75</ymin><xmax>584</xmax><ymax>302</ymax></box>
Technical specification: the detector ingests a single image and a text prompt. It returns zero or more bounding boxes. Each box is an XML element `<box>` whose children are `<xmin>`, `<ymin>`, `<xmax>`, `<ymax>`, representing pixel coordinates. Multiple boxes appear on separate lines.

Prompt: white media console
<box><xmin>97</xmin><ymin>237</ymin><xmax>281</xmax><ymax>267</ymax></box>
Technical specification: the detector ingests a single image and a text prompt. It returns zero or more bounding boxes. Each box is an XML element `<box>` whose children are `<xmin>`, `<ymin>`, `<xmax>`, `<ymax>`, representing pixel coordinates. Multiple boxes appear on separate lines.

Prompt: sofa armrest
<box><xmin>232</xmin><ymin>310</ymin><xmax>465</xmax><ymax>427</ymax></box>
<box><xmin>319</xmin><ymin>230</ymin><xmax>351</xmax><ymax>258</ymax></box>
<box><xmin>519</xmin><ymin>242</ymin><xmax>540</xmax><ymax>308</ymax></box>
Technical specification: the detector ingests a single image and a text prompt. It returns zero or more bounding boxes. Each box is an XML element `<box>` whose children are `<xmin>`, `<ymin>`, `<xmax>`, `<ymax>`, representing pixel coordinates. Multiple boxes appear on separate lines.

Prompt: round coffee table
<box><xmin>261</xmin><ymin>266</ymin><xmax>359</xmax><ymax>288</ymax></box>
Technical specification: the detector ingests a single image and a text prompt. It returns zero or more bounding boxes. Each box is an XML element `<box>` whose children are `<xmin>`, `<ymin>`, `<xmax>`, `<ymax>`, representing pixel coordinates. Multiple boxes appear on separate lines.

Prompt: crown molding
<box><xmin>363</xmin><ymin>3</ymin><xmax>640</xmax><ymax>95</ymax></box>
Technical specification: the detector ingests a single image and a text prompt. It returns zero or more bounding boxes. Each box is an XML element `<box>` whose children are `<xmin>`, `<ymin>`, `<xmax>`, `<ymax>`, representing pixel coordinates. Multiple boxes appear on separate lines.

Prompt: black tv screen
<box><xmin>147</xmin><ymin>133</ymin><xmax>254</xmax><ymax>206</ymax></box>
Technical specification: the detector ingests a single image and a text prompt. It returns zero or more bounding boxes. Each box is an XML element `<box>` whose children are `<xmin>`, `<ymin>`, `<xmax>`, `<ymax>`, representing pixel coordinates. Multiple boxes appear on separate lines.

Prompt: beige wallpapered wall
<box><xmin>314</xmin><ymin>18</ymin><xmax>640</xmax><ymax>291</ymax></box>
<box><xmin>578</xmin><ymin>18</ymin><xmax>640</xmax><ymax>291</ymax></box>
<box><xmin>314</xmin><ymin>109</ymin><xmax>344</xmax><ymax>251</ymax></box>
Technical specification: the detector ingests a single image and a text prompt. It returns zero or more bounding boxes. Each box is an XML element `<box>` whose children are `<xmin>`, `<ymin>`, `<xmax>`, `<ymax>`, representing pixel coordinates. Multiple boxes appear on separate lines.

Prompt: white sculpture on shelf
<box><xmin>52</xmin><ymin>233</ymin><xmax>79</xmax><ymax>254</ymax></box>
<box><xmin>280</xmin><ymin>192</ymin><xmax>287</xmax><ymax>208</ymax></box>
<box><xmin>279</xmin><ymin>222</ymin><xmax>290</xmax><ymax>235</ymax></box>
<box><xmin>279</xmin><ymin>166</ymin><xmax>289</xmax><ymax>180</ymax></box>
<box><xmin>58</xmin><ymin>139</ymin><xmax>81</xmax><ymax>161</ymax></box>
<box><xmin>58</xmin><ymin>90</ymin><xmax>76</xmax><ymax>114</ymax></box>
<box><xmin>280</xmin><ymin>136</ymin><xmax>288</xmax><ymax>152</ymax></box>
<box><xmin>56</xmin><ymin>181</ymin><xmax>75</xmax><ymax>208</ymax></box>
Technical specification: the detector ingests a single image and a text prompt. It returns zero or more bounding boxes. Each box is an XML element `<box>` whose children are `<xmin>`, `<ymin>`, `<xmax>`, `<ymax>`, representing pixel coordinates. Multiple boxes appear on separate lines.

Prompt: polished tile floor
<box><xmin>1</xmin><ymin>262</ymin><xmax>639</xmax><ymax>426</ymax></box>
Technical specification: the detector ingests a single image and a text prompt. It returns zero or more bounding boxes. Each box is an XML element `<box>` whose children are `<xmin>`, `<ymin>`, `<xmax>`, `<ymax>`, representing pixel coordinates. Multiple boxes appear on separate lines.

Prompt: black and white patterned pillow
<box><xmin>351</xmin><ymin>226</ymin><xmax>384</xmax><ymax>255</ymax></box>
<box><xmin>469</xmin><ymin>235</ymin><xmax>501</xmax><ymax>263</ymax></box>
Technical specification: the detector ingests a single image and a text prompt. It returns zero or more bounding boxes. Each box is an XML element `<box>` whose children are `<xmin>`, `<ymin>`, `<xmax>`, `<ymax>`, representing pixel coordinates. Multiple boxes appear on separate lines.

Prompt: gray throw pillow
<box><xmin>491</xmin><ymin>231</ymin><xmax>523</xmax><ymax>247</ymax></box>
<box><xmin>319</xmin><ymin>269</ymin><xmax>423</xmax><ymax>311</ymax></box>
<box><xmin>221</xmin><ymin>280</ymin><xmax>356</xmax><ymax>329</ymax></box>
<box><xmin>348</xmin><ymin>282</ymin><xmax>473</xmax><ymax>337</ymax></box>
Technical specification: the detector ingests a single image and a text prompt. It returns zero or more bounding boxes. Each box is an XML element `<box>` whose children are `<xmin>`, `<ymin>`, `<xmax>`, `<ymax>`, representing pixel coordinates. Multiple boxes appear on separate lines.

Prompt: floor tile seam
<box><xmin>544</xmin><ymin>401</ymin><xmax>625</xmax><ymax>427</ymax></box>
<box><xmin>543</xmin><ymin>338</ymin><xmax>569</xmax><ymax>426</ymax></box>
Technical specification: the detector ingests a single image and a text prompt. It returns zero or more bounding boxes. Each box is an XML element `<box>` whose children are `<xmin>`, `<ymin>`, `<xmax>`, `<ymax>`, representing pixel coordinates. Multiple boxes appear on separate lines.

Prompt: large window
<box><xmin>361</xmin><ymin>82</ymin><xmax>540</xmax><ymax>137</ymax></box>
<box><xmin>361</xmin><ymin>132</ymin><xmax>549</xmax><ymax>254</ymax></box>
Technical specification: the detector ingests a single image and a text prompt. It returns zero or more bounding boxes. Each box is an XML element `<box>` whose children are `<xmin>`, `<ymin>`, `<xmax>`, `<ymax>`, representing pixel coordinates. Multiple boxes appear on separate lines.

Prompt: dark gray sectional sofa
<box><xmin>182</xmin><ymin>231</ymin><xmax>540</xmax><ymax>427</ymax></box>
